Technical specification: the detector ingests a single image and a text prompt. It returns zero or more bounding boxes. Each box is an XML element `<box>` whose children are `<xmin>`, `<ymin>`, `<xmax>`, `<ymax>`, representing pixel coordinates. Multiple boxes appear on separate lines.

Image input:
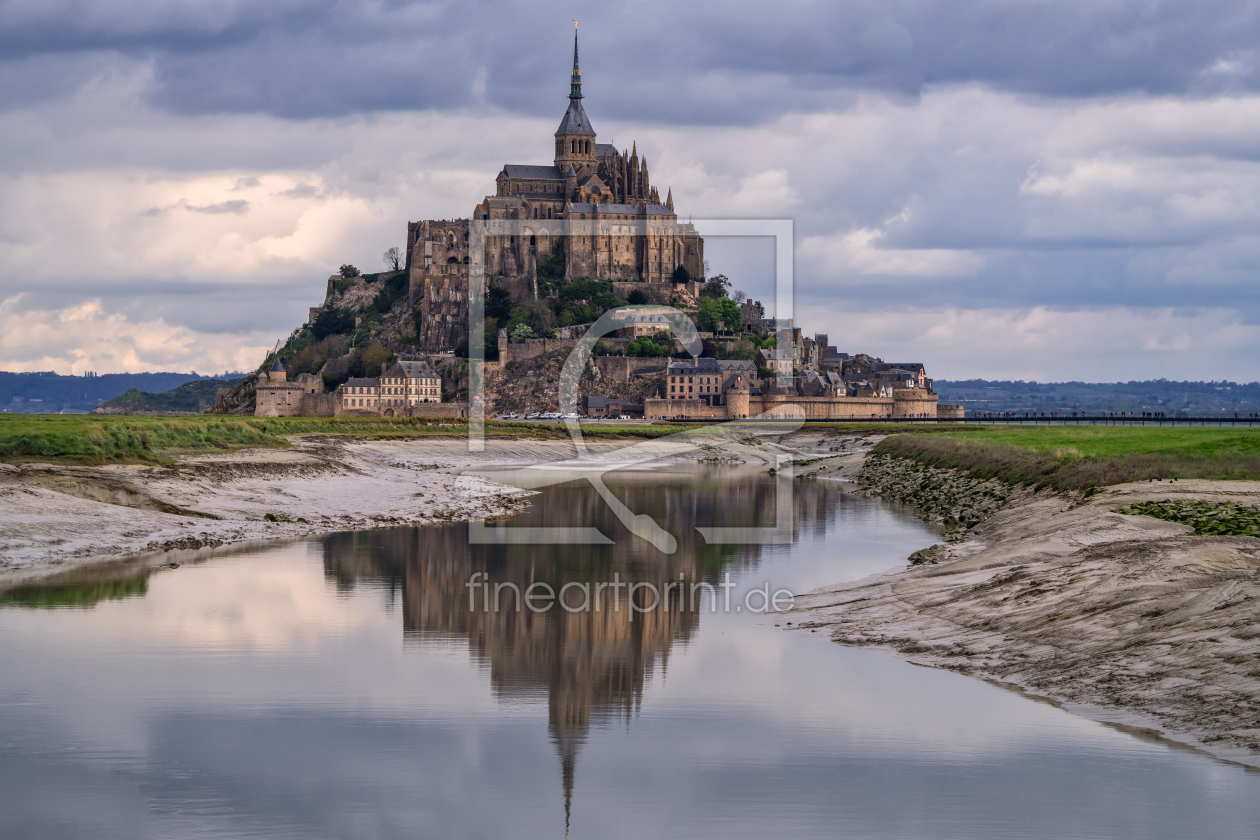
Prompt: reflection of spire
<box><xmin>562</xmin><ymin>742</ymin><xmax>575</xmax><ymax>837</ymax></box>
<box><xmin>317</xmin><ymin>477</ymin><xmax>806</xmax><ymax>836</ymax></box>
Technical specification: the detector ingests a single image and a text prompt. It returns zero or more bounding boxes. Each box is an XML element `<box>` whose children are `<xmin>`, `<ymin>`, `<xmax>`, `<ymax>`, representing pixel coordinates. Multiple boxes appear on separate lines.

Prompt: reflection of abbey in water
<box><xmin>321</xmin><ymin>473</ymin><xmax>839</xmax><ymax>827</ymax></box>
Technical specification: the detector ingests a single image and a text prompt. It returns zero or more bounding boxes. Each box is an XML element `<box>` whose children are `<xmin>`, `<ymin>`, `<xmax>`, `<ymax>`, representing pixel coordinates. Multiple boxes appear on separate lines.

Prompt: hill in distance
<box><xmin>1</xmin><ymin>370</ymin><xmax>246</xmax><ymax>414</ymax></box>
<box><xmin>92</xmin><ymin>378</ymin><xmax>244</xmax><ymax>415</ymax></box>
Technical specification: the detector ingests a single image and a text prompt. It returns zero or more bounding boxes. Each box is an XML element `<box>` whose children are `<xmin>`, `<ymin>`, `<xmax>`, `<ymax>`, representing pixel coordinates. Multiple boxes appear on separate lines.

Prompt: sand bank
<box><xmin>794</xmin><ymin>473</ymin><xmax>1260</xmax><ymax>769</ymax></box>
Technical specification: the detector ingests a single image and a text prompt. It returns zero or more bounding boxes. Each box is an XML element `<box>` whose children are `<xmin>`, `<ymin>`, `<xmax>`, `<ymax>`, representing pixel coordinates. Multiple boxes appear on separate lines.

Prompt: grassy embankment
<box><xmin>0</xmin><ymin>415</ymin><xmax>703</xmax><ymax>464</ymax></box>
<box><xmin>866</xmin><ymin>425</ymin><xmax>1260</xmax><ymax>491</ymax></box>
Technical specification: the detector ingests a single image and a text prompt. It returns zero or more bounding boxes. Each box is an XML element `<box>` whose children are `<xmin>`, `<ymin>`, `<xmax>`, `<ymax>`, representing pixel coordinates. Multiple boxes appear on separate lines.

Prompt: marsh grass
<box><xmin>872</xmin><ymin>426</ymin><xmax>1260</xmax><ymax>491</ymax></box>
<box><xmin>0</xmin><ymin>415</ymin><xmax>701</xmax><ymax>464</ymax></box>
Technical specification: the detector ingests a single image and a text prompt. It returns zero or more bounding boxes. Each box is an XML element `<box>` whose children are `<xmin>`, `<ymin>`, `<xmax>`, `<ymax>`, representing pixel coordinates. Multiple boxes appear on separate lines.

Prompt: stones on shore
<box><xmin>857</xmin><ymin>454</ymin><xmax>1026</xmax><ymax>539</ymax></box>
<box><xmin>908</xmin><ymin>544</ymin><xmax>946</xmax><ymax>565</ymax></box>
<box><xmin>145</xmin><ymin>537</ymin><xmax>225</xmax><ymax>552</ymax></box>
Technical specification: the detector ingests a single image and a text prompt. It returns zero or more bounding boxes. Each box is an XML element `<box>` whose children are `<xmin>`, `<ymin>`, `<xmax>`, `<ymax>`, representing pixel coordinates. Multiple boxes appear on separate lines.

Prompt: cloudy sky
<box><xmin>2</xmin><ymin>0</ymin><xmax>1260</xmax><ymax>380</ymax></box>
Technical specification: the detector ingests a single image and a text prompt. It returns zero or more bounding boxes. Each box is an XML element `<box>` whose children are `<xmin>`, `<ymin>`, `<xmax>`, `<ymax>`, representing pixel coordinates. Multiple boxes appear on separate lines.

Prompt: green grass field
<box><xmin>0</xmin><ymin>415</ymin><xmax>700</xmax><ymax>464</ymax></box>
<box><xmin>5</xmin><ymin>415</ymin><xmax>1259</xmax><ymax>489</ymax></box>
<box><xmin>868</xmin><ymin>425</ymin><xmax>1260</xmax><ymax>490</ymax></box>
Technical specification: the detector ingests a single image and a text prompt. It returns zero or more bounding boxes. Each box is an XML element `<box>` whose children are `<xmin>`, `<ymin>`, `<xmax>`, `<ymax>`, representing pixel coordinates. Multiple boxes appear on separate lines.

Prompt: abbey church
<box><xmin>406</xmin><ymin>29</ymin><xmax>705</xmax><ymax>351</ymax></box>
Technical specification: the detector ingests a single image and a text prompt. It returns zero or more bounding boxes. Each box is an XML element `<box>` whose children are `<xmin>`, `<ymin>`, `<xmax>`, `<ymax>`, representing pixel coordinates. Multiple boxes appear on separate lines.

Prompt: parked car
<box><xmin>525</xmin><ymin>412</ymin><xmax>540</xmax><ymax>419</ymax></box>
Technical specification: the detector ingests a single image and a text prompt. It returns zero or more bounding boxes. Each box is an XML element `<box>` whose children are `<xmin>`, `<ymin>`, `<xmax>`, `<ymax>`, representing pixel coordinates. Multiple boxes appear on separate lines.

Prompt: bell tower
<box><xmin>554</xmin><ymin>22</ymin><xmax>596</xmax><ymax>180</ymax></box>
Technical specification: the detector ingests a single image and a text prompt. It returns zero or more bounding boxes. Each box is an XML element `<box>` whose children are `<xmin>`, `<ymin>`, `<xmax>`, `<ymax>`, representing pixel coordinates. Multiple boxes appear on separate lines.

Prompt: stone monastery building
<box><xmin>407</xmin><ymin>29</ymin><xmax>705</xmax><ymax>352</ymax></box>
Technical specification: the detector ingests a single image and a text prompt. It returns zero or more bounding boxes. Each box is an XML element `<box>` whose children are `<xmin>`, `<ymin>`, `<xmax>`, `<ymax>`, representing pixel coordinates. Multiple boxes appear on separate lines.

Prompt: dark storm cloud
<box><xmin>4</xmin><ymin>1</ymin><xmax>1260</xmax><ymax>123</ymax></box>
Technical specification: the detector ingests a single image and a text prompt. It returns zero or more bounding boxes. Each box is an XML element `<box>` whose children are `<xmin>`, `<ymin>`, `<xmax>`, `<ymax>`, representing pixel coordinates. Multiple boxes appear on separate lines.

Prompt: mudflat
<box><xmin>795</xmin><ymin>476</ymin><xmax>1260</xmax><ymax>768</ymax></box>
<box><xmin>0</xmin><ymin>430</ymin><xmax>810</xmax><ymax>578</ymax></box>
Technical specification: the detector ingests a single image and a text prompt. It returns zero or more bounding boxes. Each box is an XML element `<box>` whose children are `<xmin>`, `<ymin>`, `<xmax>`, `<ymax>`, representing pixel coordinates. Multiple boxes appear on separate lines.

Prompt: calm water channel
<box><xmin>2</xmin><ymin>468</ymin><xmax>1259</xmax><ymax>839</ymax></box>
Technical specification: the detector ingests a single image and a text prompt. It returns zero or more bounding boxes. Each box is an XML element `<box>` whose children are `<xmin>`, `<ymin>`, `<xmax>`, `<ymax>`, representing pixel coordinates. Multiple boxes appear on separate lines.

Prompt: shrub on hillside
<box><xmin>311</xmin><ymin>307</ymin><xmax>356</xmax><ymax>340</ymax></box>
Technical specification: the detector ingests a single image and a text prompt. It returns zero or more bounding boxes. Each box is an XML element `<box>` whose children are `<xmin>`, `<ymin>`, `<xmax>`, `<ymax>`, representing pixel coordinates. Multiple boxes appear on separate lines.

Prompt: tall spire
<box><xmin>570</xmin><ymin>21</ymin><xmax>582</xmax><ymax>100</ymax></box>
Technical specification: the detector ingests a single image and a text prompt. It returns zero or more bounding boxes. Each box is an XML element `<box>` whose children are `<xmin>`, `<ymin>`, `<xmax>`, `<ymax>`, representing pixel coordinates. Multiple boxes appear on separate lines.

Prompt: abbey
<box><xmin>406</xmin><ymin>30</ymin><xmax>705</xmax><ymax>351</ymax></box>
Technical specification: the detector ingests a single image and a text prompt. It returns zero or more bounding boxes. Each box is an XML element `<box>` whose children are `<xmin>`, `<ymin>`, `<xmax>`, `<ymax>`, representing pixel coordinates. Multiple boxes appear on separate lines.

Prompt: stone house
<box><xmin>609</xmin><ymin>306</ymin><xmax>675</xmax><ymax>338</ymax></box>
<box><xmin>665</xmin><ymin>358</ymin><xmax>756</xmax><ymax>407</ymax></box>
<box><xmin>335</xmin><ymin>359</ymin><xmax>449</xmax><ymax>417</ymax></box>
<box><xmin>339</xmin><ymin>377</ymin><xmax>381</xmax><ymax>412</ymax></box>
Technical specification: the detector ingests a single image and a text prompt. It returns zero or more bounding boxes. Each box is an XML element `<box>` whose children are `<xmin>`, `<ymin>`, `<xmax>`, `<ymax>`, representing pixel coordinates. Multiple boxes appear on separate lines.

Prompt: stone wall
<box><xmin>892</xmin><ymin>390</ymin><xmax>939</xmax><ymax>419</ymax></box>
<box><xmin>644</xmin><ymin>394</ymin><xmax>934</xmax><ymax>421</ymax></box>
<box><xmin>302</xmin><ymin>393</ymin><xmax>337</xmax><ymax>417</ymax></box>
<box><xmin>501</xmin><ymin>337</ymin><xmax>579</xmax><ymax>365</ymax></box>
<box><xmin>938</xmin><ymin>404</ymin><xmax>965</xmax><ymax>421</ymax></box>
<box><xmin>591</xmin><ymin>356</ymin><xmax>668</xmax><ymax>383</ymax></box>
<box><xmin>256</xmin><ymin>386</ymin><xmax>336</xmax><ymax>417</ymax></box>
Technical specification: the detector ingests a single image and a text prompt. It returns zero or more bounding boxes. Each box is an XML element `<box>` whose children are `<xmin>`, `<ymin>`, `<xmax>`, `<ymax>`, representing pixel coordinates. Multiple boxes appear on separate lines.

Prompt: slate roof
<box><xmin>668</xmin><ymin>358</ymin><xmax>725</xmax><ymax>375</ymax></box>
<box><xmin>343</xmin><ymin>378</ymin><xmax>378</xmax><ymax>388</ymax></box>
<box><xmin>383</xmin><ymin>360</ymin><xmax>437</xmax><ymax>379</ymax></box>
<box><xmin>595</xmin><ymin>143</ymin><xmax>617</xmax><ymax>157</ymax></box>
<box><xmin>502</xmin><ymin>164</ymin><xmax>563</xmax><ymax>180</ymax></box>
<box><xmin>268</xmin><ymin>357</ymin><xmax>284</xmax><ymax>372</ymax></box>
<box><xmin>555</xmin><ymin>98</ymin><xmax>595</xmax><ymax>136</ymax></box>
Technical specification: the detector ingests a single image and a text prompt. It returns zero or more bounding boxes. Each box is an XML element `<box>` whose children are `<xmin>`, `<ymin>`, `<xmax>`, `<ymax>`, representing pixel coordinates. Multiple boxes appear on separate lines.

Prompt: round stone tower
<box><xmin>726</xmin><ymin>385</ymin><xmax>750</xmax><ymax>420</ymax></box>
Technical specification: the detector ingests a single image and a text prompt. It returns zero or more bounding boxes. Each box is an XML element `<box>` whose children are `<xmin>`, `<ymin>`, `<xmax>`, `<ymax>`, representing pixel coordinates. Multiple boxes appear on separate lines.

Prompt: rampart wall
<box><xmin>591</xmin><ymin>356</ymin><xmax>668</xmax><ymax>382</ymax></box>
<box><xmin>645</xmin><ymin>392</ymin><xmax>942</xmax><ymax>421</ymax></box>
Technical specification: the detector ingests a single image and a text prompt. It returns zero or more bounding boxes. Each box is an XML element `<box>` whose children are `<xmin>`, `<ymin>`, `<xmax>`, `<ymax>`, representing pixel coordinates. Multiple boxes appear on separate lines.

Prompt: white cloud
<box><xmin>0</xmin><ymin>294</ymin><xmax>271</xmax><ymax>374</ymax></box>
<box><xmin>801</xmin><ymin>226</ymin><xmax>985</xmax><ymax>278</ymax></box>
<box><xmin>4</xmin><ymin>55</ymin><xmax>1260</xmax><ymax>376</ymax></box>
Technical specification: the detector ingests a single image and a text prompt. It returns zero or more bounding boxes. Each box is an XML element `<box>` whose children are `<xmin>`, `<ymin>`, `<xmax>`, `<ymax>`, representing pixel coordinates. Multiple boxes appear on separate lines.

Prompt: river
<box><xmin>1</xmin><ymin>468</ymin><xmax>1258</xmax><ymax>838</ymax></box>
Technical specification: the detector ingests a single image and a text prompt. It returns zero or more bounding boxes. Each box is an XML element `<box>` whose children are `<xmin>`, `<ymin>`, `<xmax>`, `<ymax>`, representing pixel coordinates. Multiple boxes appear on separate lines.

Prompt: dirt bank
<box><xmin>794</xmin><ymin>474</ymin><xmax>1260</xmax><ymax>768</ymax></box>
<box><xmin>0</xmin><ymin>436</ymin><xmax>544</xmax><ymax>576</ymax></box>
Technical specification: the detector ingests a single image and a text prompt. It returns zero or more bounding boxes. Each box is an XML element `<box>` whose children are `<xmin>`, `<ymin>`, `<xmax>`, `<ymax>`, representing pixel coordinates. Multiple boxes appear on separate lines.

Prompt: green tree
<box><xmin>311</xmin><ymin>307</ymin><xmax>355</xmax><ymax>340</ymax></box>
<box><xmin>671</xmin><ymin>264</ymin><xmax>691</xmax><ymax>283</ymax></box>
<box><xmin>724</xmin><ymin>298</ymin><xmax>741</xmax><ymax>330</ymax></box>
<box><xmin>339</xmin><ymin>264</ymin><xmax>360</xmax><ymax>279</ymax></box>
<box><xmin>486</xmin><ymin>284</ymin><xmax>513</xmax><ymax>327</ymax></box>
<box><xmin>536</xmin><ymin>240</ymin><xmax>566</xmax><ymax>297</ymax></box>
<box><xmin>700</xmin><ymin>274</ymin><xmax>730</xmax><ymax>299</ymax></box>
<box><xmin>627</xmin><ymin>337</ymin><xmax>672</xmax><ymax>357</ymax></box>
<box><xmin>697</xmin><ymin>297</ymin><xmax>721</xmax><ymax>332</ymax></box>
